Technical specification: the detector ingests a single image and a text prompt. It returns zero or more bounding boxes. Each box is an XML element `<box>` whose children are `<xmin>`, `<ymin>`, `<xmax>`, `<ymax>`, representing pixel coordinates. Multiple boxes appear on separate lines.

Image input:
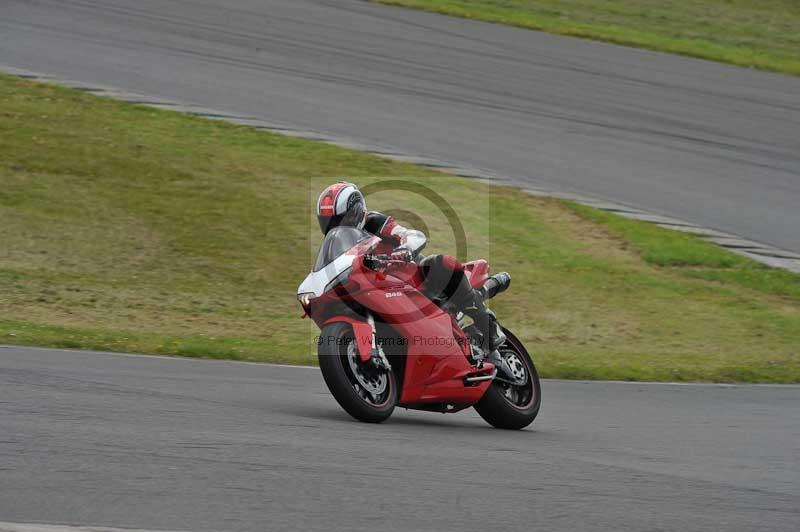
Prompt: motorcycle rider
<box><xmin>315</xmin><ymin>181</ymin><xmax>506</xmax><ymax>361</ymax></box>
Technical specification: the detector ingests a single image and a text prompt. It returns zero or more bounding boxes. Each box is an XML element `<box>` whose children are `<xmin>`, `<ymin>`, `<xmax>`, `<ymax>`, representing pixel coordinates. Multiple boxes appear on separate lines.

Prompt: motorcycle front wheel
<box><xmin>317</xmin><ymin>322</ymin><xmax>397</xmax><ymax>423</ymax></box>
<box><xmin>474</xmin><ymin>327</ymin><xmax>541</xmax><ymax>430</ymax></box>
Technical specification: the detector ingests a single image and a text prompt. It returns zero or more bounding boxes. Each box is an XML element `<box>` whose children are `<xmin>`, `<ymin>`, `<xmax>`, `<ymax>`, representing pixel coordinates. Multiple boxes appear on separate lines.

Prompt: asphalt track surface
<box><xmin>2</xmin><ymin>0</ymin><xmax>800</xmax><ymax>252</ymax></box>
<box><xmin>1</xmin><ymin>3</ymin><xmax>799</xmax><ymax>527</ymax></box>
<box><xmin>1</xmin><ymin>346</ymin><xmax>798</xmax><ymax>531</ymax></box>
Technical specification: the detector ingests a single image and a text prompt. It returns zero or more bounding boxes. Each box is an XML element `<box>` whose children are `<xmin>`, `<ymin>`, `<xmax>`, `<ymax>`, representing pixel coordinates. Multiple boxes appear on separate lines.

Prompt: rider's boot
<box><xmin>448</xmin><ymin>275</ymin><xmax>507</xmax><ymax>362</ymax></box>
<box><xmin>467</xmin><ymin>298</ymin><xmax>506</xmax><ymax>356</ymax></box>
<box><xmin>467</xmin><ymin>298</ymin><xmax>525</xmax><ymax>384</ymax></box>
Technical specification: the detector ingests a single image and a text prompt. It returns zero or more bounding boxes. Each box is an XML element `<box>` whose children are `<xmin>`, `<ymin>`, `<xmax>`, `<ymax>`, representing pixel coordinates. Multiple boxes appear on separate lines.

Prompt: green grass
<box><xmin>2</xmin><ymin>74</ymin><xmax>800</xmax><ymax>382</ymax></box>
<box><xmin>567</xmin><ymin>203</ymin><xmax>800</xmax><ymax>300</ymax></box>
<box><xmin>374</xmin><ymin>0</ymin><xmax>800</xmax><ymax>76</ymax></box>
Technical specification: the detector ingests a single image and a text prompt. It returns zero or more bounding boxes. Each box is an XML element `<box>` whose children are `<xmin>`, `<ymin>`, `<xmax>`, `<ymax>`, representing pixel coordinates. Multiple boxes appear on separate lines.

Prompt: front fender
<box><xmin>323</xmin><ymin>316</ymin><xmax>373</xmax><ymax>362</ymax></box>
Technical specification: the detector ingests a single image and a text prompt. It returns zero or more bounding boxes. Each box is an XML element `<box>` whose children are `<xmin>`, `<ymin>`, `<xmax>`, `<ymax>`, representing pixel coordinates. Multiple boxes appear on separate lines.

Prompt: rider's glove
<box><xmin>390</xmin><ymin>248</ymin><xmax>413</xmax><ymax>262</ymax></box>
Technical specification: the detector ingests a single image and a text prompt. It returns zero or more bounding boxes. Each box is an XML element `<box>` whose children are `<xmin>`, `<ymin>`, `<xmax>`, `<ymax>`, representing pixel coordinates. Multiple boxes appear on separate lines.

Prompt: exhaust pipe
<box><xmin>479</xmin><ymin>272</ymin><xmax>511</xmax><ymax>301</ymax></box>
<box><xmin>464</xmin><ymin>368</ymin><xmax>497</xmax><ymax>385</ymax></box>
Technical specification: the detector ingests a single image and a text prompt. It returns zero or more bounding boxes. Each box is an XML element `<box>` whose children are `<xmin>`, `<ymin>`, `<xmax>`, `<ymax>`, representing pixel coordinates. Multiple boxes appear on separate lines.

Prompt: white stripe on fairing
<box><xmin>297</xmin><ymin>252</ymin><xmax>356</xmax><ymax>297</ymax></box>
<box><xmin>0</xmin><ymin>523</ymin><xmax>188</xmax><ymax>532</ymax></box>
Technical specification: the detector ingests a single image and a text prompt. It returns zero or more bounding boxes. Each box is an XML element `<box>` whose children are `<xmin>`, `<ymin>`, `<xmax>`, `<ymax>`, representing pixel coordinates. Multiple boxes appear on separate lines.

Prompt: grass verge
<box><xmin>374</xmin><ymin>0</ymin><xmax>800</xmax><ymax>76</ymax></box>
<box><xmin>1</xmin><ymin>74</ymin><xmax>799</xmax><ymax>382</ymax></box>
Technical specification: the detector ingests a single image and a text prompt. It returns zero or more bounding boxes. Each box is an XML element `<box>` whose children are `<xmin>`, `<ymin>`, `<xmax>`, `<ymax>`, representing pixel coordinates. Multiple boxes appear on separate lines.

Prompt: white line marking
<box><xmin>0</xmin><ymin>522</ymin><xmax>188</xmax><ymax>532</ymax></box>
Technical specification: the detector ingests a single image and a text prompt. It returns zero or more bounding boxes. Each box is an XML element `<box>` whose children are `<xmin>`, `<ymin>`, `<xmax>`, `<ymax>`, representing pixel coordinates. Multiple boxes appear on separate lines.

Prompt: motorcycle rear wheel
<box><xmin>474</xmin><ymin>327</ymin><xmax>541</xmax><ymax>430</ymax></box>
<box><xmin>318</xmin><ymin>322</ymin><xmax>397</xmax><ymax>423</ymax></box>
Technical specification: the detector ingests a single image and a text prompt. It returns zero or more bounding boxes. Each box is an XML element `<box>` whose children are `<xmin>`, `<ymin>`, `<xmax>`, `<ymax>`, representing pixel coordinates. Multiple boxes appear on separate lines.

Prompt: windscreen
<box><xmin>313</xmin><ymin>226</ymin><xmax>373</xmax><ymax>271</ymax></box>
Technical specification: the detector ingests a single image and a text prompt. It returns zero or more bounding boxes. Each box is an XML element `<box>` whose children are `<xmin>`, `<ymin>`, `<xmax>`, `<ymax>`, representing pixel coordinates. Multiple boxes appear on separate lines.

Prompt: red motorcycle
<box><xmin>297</xmin><ymin>226</ymin><xmax>540</xmax><ymax>429</ymax></box>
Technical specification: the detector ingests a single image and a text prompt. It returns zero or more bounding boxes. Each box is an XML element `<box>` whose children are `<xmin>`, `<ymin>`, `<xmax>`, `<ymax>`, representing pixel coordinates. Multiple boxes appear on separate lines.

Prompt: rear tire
<box><xmin>318</xmin><ymin>322</ymin><xmax>397</xmax><ymax>423</ymax></box>
<box><xmin>474</xmin><ymin>328</ymin><xmax>541</xmax><ymax>430</ymax></box>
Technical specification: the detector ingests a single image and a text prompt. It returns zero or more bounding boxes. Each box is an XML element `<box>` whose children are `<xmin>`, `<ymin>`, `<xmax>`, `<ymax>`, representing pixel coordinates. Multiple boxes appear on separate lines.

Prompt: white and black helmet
<box><xmin>316</xmin><ymin>182</ymin><xmax>367</xmax><ymax>235</ymax></box>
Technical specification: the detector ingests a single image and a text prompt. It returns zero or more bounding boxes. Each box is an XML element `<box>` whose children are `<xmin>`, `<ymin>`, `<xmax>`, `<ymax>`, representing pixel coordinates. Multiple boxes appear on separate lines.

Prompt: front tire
<box><xmin>318</xmin><ymin>322</ymin><xmax>397</xmax><ymax>423</ymax></box>
<box><xmin>474</xmin><ymin>327</ymin><xmax>541</xmax><ymax>430</ymax></box>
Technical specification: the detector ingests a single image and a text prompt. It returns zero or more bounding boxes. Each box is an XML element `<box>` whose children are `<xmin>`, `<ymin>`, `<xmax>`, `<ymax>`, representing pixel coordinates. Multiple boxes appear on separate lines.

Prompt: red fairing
<box><xmin>322</xmin><ymin>316</ymin><xmax>373</xmax><ymax>362</ymax></box>
<box><xmin>463</xmin><ymin>259</ymin><xmax>490</xmax><ymax>289</ymax></box>
<box><xmin>302</xmin><ymin>240</ymin><xmax>495</xmax><ymax>410</ymax></box>
<box><xmin>441</xmin><ymin>255</ymin><xmax>463</xmax><ymax>272</ymax></box>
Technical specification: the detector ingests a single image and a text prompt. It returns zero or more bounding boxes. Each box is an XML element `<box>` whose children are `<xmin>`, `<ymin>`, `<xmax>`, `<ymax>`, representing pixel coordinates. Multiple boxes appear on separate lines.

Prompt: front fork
<box><xmin>366</xmin><ymin>311</ymin><xmax>391</xmax><ymax>370</ymax></box>
<box><xmin>321</xmin><ymin>314</ymin><xmax>389</xmax><ymax>370</ymax></box>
